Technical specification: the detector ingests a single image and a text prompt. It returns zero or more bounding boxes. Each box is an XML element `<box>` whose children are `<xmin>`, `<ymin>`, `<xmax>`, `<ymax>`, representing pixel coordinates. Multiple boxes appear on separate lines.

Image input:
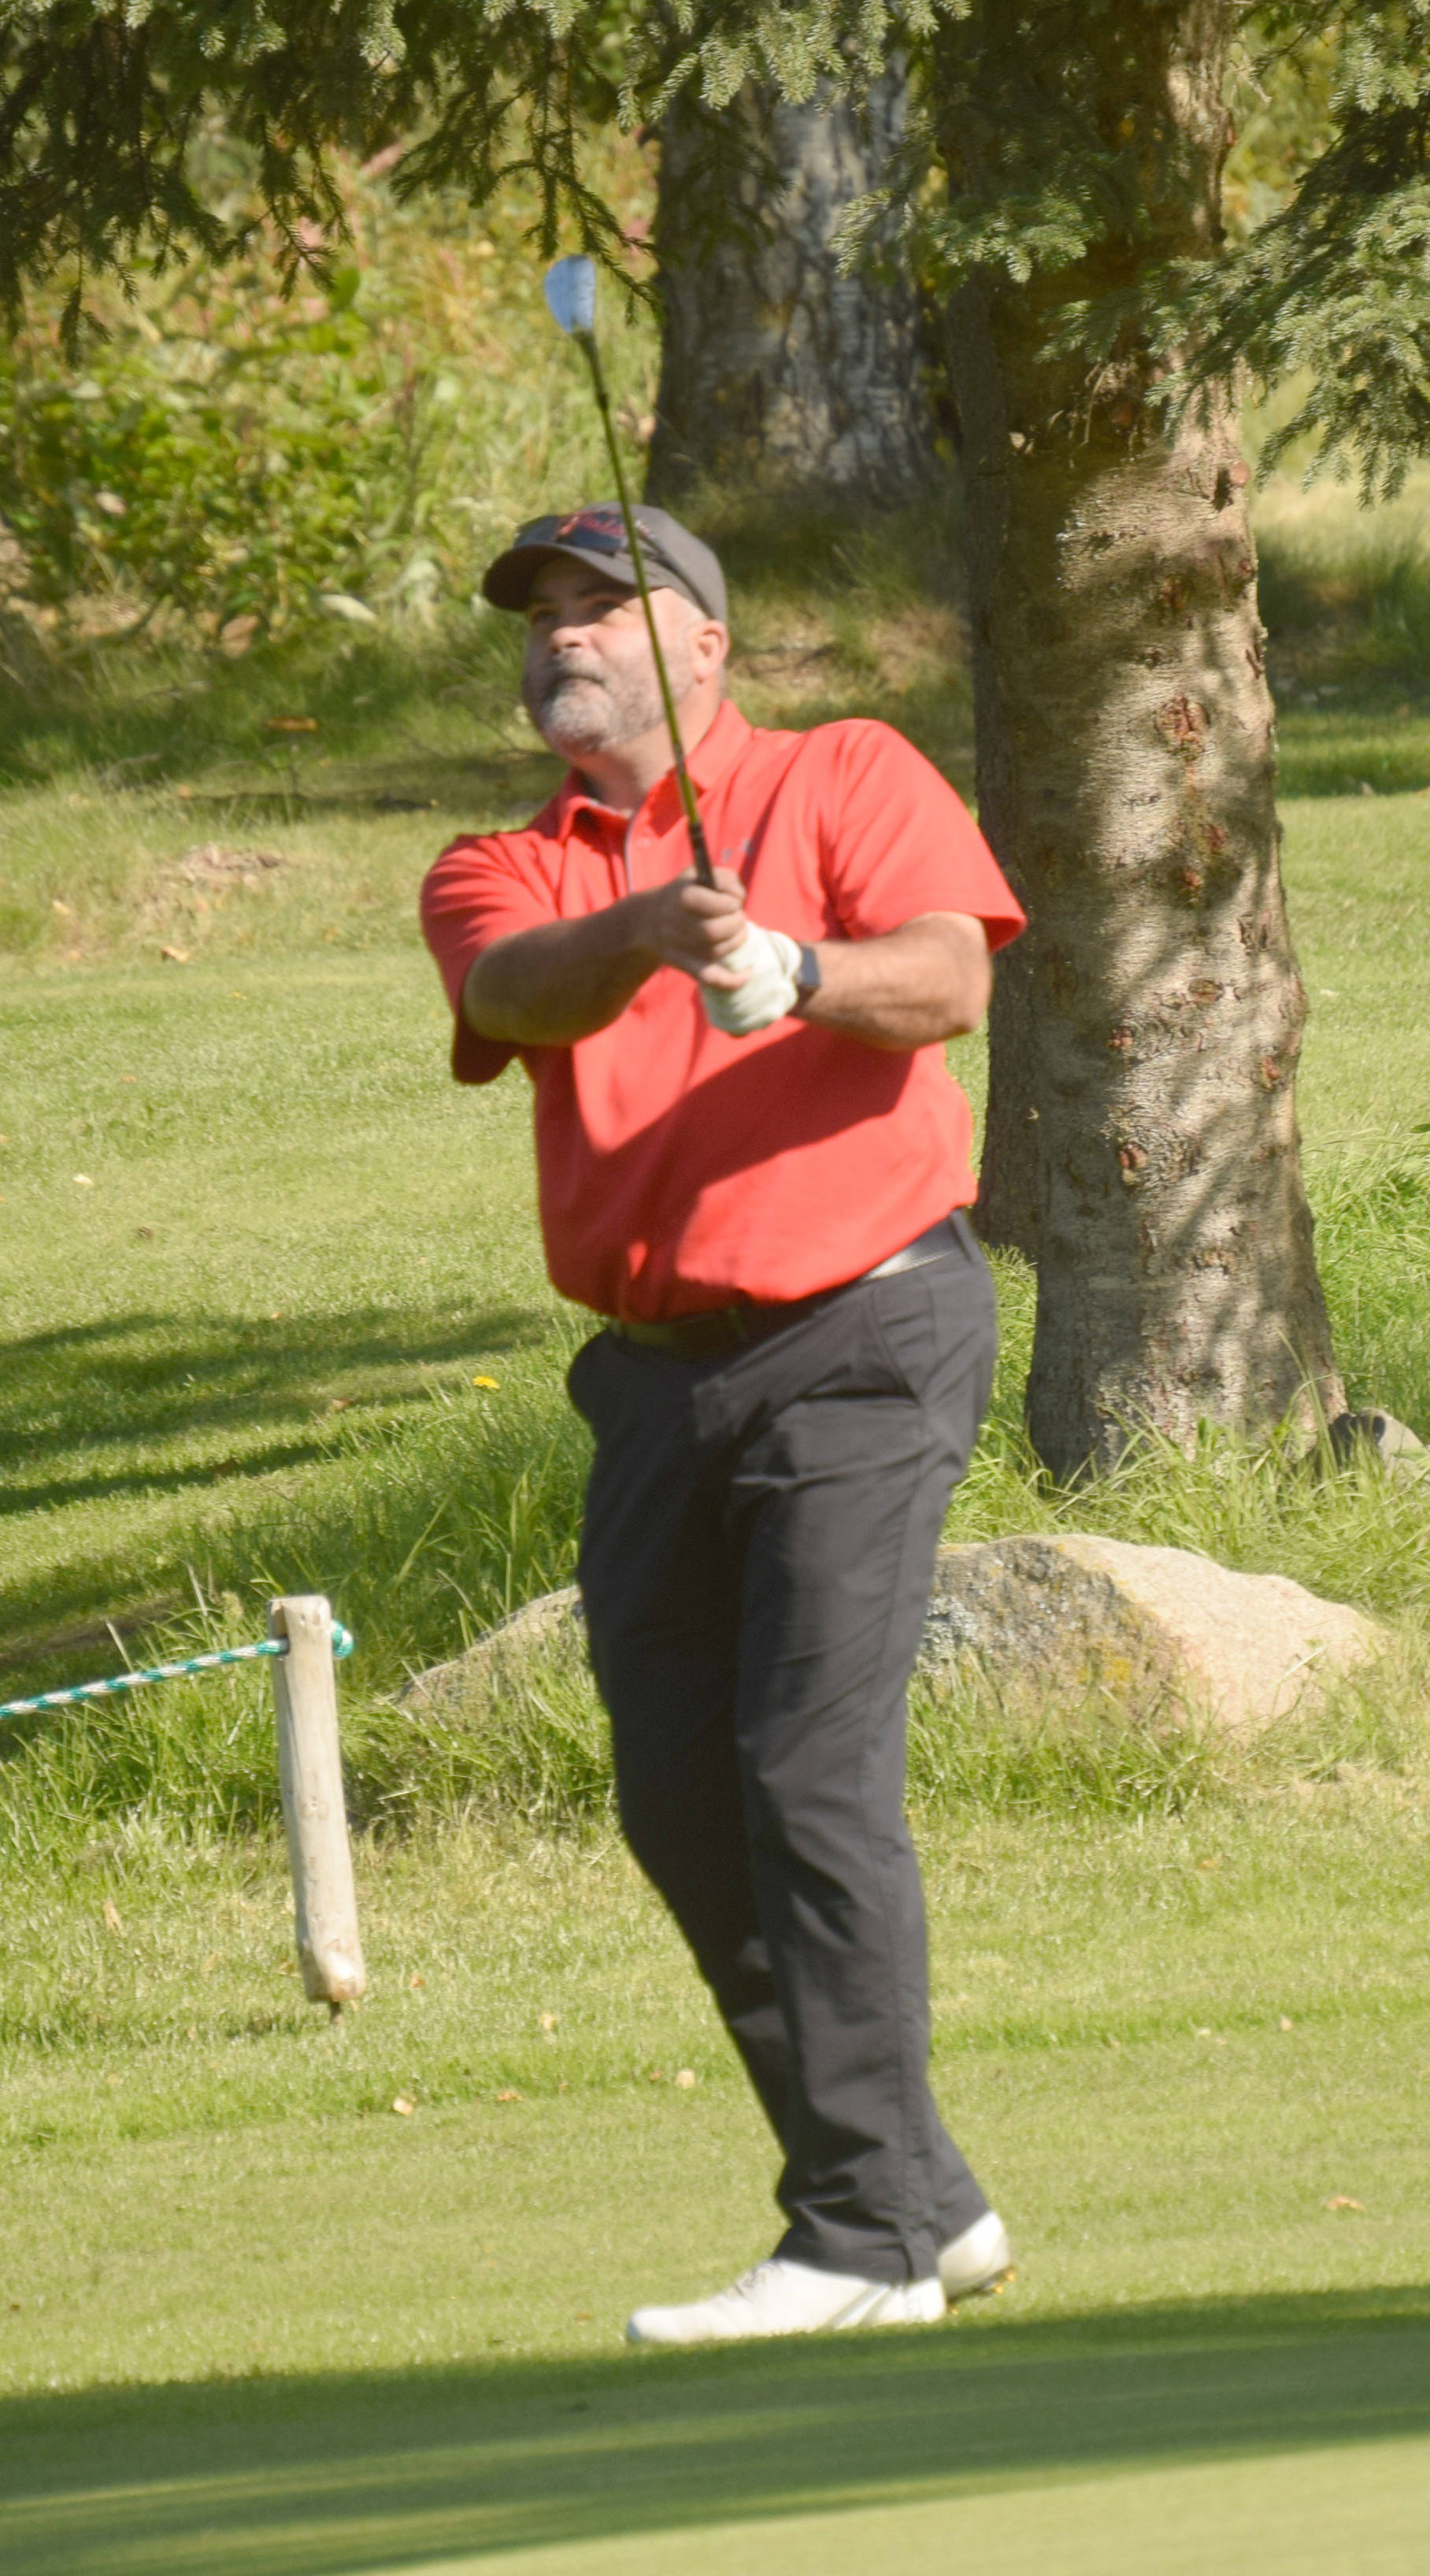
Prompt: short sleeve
<box><xmin>815</xmin><ymin>722</ymin><xmax>1025</xmax><ymax>950</ymax></box>
<box><xmin>420</xmin><ymin>832</ymin><xmax>559</xmax><ymax>1085</ymax></box>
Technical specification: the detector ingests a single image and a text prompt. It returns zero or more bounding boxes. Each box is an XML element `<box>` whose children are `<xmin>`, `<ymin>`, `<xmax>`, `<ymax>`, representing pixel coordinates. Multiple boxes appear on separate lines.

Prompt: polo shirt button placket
<box><xmin>622</xmin><ymin>816</ymin><xmax>639</xmax><ymax>897</ymax></box>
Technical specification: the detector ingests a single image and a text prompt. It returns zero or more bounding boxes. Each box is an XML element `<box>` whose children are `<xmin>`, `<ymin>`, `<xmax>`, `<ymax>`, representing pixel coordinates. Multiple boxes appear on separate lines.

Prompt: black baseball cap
<box><xmin>482</xmin><ymin>502</ymin><xmax>727</xmax><ymax>624</ymax></box>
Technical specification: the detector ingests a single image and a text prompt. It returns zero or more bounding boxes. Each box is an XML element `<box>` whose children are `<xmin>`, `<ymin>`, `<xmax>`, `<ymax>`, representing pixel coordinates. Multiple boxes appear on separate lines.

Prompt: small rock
<box><xmin>402</xmin><ymin>1586</ymin><xmax>584</xmax><ymax>1712</ymax></box>
<box><xmin>1327</xmin><ymin>1408</ymin><xmax>1428</xmax><ymax>1482</ymax></box>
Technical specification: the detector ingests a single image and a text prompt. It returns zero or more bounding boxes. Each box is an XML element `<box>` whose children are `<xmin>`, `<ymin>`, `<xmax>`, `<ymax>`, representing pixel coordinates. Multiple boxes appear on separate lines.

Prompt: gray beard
<box><xmin>522</xmin><ymin>641</ymin><xmax>691</xmax><ymax>761</ymax></box>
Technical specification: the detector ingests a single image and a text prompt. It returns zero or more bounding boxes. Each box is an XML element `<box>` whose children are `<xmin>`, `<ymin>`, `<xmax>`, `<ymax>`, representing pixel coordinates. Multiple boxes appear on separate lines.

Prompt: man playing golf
<box><xmin>421</xmin><ymin>494</ymin><xmax>1025</xmax><ymax>2346</ymax></box>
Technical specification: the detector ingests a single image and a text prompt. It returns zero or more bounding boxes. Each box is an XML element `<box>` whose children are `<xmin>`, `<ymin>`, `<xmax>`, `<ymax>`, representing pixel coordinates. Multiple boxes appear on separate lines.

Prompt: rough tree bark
<box><xmin>941</xmin><ymin>1</ymin><xmax>1343</xmax><ymax>1474</ymax></box>
<box><xmin>646</xmin><ymin>73</ymin><xmax>932</xmax><ymax>499</ymax></box>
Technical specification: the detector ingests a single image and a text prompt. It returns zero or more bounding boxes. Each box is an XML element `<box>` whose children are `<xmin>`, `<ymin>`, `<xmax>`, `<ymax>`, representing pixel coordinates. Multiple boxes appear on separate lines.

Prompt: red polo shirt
<box><xmin>420</xmin><ymin>704</ymin><xmax>1024</xmax><ymax>1319</ymax></box>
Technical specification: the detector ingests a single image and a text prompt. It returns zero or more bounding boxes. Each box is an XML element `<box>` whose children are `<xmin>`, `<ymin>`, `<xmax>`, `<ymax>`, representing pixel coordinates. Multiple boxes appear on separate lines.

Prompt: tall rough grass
<box><xmin>0</xmin><ymin>1345</ymin><xmax>591</xmax><ymax>1857</ymax></box>
<box><xmin>6</xmin><ymin>1378</ymin><xmax>1428</xmax><ymax>1858</ymax></box>
<box><xmin>1254</xmin><ymin>467</ymin><xmax>1430</xmax><ymax>678</ymax></box>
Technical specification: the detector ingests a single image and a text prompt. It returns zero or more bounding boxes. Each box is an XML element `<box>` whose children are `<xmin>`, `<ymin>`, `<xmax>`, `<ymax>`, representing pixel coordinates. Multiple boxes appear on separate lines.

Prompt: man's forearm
<box><xmin>793</xmin><ymin>916</ymin><xmax>991</xmax><ymax>1050</ymax></box>
<box><xmin>462</xmin><ymin>900</ymin><xmax>658</xmax><ymax>1046</ymax></box>
<box><xmin>465</xmin><ymin>899</ymin><xmax>991</xmax><ymax>1053</ymax></box>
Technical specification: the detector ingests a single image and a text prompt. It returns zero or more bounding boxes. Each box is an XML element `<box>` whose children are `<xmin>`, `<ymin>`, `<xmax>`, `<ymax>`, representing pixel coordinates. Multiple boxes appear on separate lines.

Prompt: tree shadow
<box><xmin>0</xmin><ymin>1301</ymin><xmax>552</xmax><ymax>1515</ymax></box>
<box><xmin>3</xmin><ymin>2289</ymin><xmax>1428</xmax><ymax>2574</ymax></box>
<box><xmin>0</xmin><ymin>629</ymin><xmax>539</xmax><ymax>794</ymax></box>
<box><xmin>0</xmin><ymin>1297</ymin><xmax>566</xmax><ymax>1683</ymax></box>
<box><xmin>1274</xmin><ymin>707</ymin><xmax>1430</xmax><ymax>798</ymax></box>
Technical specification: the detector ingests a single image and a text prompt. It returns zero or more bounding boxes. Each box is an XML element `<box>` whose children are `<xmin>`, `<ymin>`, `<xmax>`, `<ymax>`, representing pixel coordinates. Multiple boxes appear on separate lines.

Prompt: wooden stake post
<box><xmin>269</xmin><ymin>1595</ymin><xmax>365</xmax><ymax>2010</ymax></box>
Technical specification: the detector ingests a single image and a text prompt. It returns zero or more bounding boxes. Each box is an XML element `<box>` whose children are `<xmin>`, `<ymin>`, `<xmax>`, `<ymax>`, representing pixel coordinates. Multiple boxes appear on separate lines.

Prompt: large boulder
<box><xmin>402</xmin><ymin>1541</ymin><xmax>1384</xmax><ymax>1737</ymax></box>
<box><xmin>921</xmin><ymin>1535</ymin><xmax>1384</xmax><ymax>1733</ymax></box>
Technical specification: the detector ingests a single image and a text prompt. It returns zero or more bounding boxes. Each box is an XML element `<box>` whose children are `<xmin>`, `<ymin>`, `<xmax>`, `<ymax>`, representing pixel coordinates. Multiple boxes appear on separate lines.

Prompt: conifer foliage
<box><xmin>0</xmin><ymin>2</ymin><xmax>626</xmax><ymax>333</ymax></box>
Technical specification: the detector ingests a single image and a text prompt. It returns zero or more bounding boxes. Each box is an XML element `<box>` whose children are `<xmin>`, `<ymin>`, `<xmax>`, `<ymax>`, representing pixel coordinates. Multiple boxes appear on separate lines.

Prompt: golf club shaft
<box><xmin>574</xmin><ymin>331</ymin><xmax>716</xmax><ymax>889</ymax></box>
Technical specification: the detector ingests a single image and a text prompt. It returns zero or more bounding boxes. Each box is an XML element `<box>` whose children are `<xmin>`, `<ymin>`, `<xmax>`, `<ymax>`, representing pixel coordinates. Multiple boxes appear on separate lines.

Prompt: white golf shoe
<box><xmin>938</xmin><ymin>2209</ymin><xmax>1013</xmax><ymax>2300</ymax></box>
<box><xmin>626</xmin><ymin>2256</ymin><xmax>947</xmax><ymax>2348</ymax></box>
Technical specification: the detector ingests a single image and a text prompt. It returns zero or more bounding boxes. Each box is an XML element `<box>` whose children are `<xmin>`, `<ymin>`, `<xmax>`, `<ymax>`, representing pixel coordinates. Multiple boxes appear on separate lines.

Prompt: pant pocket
<box><xmin>865</xmin><ymin>1268</ymin><xmax>939</xmax><ymax>1402</ymax></box>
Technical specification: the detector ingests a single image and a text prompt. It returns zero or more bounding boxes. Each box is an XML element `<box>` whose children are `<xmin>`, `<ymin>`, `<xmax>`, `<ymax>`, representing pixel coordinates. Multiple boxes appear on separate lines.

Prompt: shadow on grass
<box><xmin>1276</xmin><ymin>709</ymin><xmax>1430</xmax><ymax>798</ymax></box>
<box><xmin>4</xmin><ymin>2291</ymin><xmax>1429</xmax><ymax>2574</ymax></box>
<box><xmin>0</xmin><ymin>1301</ymin><xmax>553</xmax><ymax>1516</ymax></box>
<box><xmin>143</xmin><ymin>746</ymin><xmax>562</xmax><ymax>827</ymax></box>
<box><xmin>0</xmin><ymin>1297</ymin><xmax>579</xmax><ymax>1698</ymax></box>
<box><xmin>0</xmin><ymin>631</ymin><xmax>532</xmax><ymax>798</ymax></box>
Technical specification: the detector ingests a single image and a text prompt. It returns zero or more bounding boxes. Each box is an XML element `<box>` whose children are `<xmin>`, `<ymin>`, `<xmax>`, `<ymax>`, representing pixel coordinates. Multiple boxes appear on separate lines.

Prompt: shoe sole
<box><xmin>627</xmin><ymin>2278</ymin><xmax>947</xmax><ymax>2346</ymax></box>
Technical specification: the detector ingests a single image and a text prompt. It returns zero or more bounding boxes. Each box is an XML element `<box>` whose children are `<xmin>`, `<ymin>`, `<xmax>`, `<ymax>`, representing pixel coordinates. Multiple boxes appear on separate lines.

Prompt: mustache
<box><xmin>529</xmin><ymin>656</ymin><xmax>607</xmax><ymax>698</ymax></box>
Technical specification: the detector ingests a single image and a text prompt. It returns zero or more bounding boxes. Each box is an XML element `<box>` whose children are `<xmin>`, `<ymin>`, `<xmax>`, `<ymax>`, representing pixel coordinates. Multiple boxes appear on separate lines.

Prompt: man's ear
<box><xmin>694</xmin><ymin>617</ymin><xmax>729</xmax><ymax>683</ymax></box>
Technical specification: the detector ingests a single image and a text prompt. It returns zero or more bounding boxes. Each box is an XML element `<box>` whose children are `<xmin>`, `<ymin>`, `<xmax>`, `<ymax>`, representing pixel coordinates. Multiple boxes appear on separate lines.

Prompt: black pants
<box><xmin>568</xmin><ymin>1218</ymin><xmax>998</xmax><ymax>2285</ymax></box>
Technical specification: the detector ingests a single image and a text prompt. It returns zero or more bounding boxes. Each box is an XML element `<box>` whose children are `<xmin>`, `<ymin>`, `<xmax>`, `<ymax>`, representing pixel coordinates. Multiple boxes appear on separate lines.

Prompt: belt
<box><xmin>605</xmin><ymin>1213</ymin><xmax>968</xmax><ymax>1360</ymax></box>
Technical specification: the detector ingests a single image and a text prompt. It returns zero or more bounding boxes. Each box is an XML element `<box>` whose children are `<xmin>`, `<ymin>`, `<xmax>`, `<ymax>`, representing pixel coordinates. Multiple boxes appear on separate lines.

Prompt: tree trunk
<box><xmin>941</xmin><ymin>2</ymin><xmax>1343</xmax><ymax>1473</ymax></box>
<box><xmin>646</xmin><ymin>74</ymin><xmax>932</xmax><ymax>499</ymax></box>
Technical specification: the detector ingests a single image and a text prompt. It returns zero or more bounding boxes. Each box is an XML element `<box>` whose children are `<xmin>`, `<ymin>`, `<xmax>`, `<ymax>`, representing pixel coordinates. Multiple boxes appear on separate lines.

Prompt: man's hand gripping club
<box><xmin>657</xmin><ymin>868</ymin><xmax>799</xmax><ymax>1037</ymax></box>
<box><xmin>460</xmin><ymin>863</ymin><xmax>793</xmax><ymax>1049</ymax></box>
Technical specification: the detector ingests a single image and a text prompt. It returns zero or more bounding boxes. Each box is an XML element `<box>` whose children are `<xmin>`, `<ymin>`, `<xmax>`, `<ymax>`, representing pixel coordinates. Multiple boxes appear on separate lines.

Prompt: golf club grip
<box><xmin>678</xmin><ymin>779</ymin><xmax>717</xmax><ymax>888</ymax></box>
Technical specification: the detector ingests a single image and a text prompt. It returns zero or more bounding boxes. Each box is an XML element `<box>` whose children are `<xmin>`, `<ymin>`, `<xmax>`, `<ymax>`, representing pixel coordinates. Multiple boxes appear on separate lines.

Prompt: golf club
<box><xmin>543</xmin><ymin>254</ymin><xmax>716</xmax><ymax>888</ymax></box>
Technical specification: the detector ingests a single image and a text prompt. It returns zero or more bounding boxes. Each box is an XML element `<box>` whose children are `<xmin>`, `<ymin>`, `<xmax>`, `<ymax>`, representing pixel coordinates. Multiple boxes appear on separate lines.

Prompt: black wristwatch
<box><xmin>794</xmin><ymin>943</ymin><xmax>822</xmax><ymax>1008</ymax></box>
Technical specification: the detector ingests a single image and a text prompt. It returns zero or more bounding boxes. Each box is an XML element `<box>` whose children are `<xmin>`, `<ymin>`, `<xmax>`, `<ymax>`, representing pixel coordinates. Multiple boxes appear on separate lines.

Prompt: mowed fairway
<box><xmin>3</xmin><ymin>724</ymin><xmax>1430</xmax><ymax>2567</ymax></box>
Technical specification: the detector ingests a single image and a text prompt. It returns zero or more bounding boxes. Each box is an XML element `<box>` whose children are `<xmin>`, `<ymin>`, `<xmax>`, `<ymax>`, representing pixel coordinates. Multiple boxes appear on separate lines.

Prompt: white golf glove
<box><xmin>701</xmin><ymin>924</ymin><xmax>802</xmax><ymax>1037</ymax></box>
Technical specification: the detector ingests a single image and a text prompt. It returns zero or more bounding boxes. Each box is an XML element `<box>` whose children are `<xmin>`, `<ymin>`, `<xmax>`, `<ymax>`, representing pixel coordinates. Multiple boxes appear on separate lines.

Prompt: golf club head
<box><xmin>543</xmin><ymin>255</ymin><xmax>597</xmax><ymax>337</ymax></box>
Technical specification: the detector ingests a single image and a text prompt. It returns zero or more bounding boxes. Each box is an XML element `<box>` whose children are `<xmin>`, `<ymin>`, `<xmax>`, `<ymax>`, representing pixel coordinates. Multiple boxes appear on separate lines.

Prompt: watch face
<box><xmin>796</xmin><ymin>942</ymin><xmax>822</xmax><ymax>995</ymax></box>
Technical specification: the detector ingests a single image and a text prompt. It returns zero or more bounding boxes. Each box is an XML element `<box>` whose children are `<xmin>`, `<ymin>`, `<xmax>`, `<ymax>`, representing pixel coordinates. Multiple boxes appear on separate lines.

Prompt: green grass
<box><xmin>2</xmin><ymin>1808</ymin><xmax>1429</xmax><ymax>2565</ymax></box>
<box><xmin>5</xmin><ymin>472</ymin><xmax>1430</xmax><ymax>2566</ymax></box>
<box><xmin>6</xmin><ymin>2297</ymin><xmax>1428</xmax><ymax>2572</ymax></box>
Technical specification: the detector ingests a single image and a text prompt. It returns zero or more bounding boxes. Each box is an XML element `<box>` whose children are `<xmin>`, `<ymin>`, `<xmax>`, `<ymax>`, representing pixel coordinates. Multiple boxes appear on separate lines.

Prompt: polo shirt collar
<box><xmin>553</xmin><ymin>698</ymin><xmax>753</xmax><ymax>842</ymax></box>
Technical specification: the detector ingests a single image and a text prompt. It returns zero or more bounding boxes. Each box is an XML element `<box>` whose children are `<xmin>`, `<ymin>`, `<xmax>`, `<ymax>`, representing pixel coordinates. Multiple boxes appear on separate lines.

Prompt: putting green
<box><xmin>458</xmin><ymin>2437</ymin><xmax>1430</xmax><ymax>2574</ymax></box>
<box><xmin>7</xmin><ymin>2309</ymin><xmax>1429</xmax><ymax>2575</ymax></box>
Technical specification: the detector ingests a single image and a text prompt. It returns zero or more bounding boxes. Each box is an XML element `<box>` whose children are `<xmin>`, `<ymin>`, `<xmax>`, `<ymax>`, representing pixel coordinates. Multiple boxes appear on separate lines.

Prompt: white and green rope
<box><xmin>0</xmin><ymin>1622</ymin><xmax>354</xmax><ymax>1723</ymax></box>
